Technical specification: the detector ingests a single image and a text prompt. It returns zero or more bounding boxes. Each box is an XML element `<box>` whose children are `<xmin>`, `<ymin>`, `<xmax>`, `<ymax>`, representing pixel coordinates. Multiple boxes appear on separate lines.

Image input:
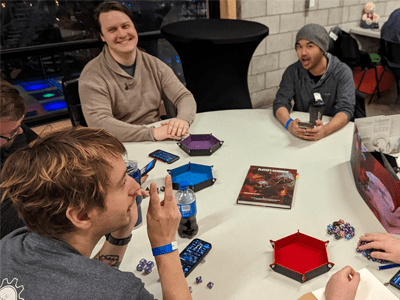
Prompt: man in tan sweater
<box><xmin>79</xmin><ymin>1</ymin><xmax>196</xmax><ymax>142</ymax></box>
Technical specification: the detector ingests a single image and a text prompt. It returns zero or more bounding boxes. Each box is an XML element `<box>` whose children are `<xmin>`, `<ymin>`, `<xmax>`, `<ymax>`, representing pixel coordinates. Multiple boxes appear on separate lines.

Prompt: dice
<box><xmin>136</xmin><ymin>264</ymin><xmax>145</xmax><ymax>272</ymax></box>
<box><xmin>147</xmin><ymin>261</ymin><xmax>155</xmax><ymax>268</ymax></box>
<box><xmin>196</xmin><ymin>276</ymin><xmax>203</xmax><ymax>284</ymax></box>
<box><xmin>207</xmin><ymin>282</ymin><xmax>214</xmax><ymax>289</ymax></box>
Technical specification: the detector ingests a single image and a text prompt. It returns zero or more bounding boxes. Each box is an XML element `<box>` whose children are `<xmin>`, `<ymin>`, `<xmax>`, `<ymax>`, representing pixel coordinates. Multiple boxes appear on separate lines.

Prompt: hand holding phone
<box><xmin>298</xmin><ymin>122</ymin><xmax>315</xmax><ymax>129</ymax></box>
<box><xmin>180</xmin><ymin>238</ymin><xmax>212</xmax><ymax>277</ymax></box>
<box><xmin>149</xmin><ymin>149</ymin><xmax>180</xmax><ymax>164</ymax></box>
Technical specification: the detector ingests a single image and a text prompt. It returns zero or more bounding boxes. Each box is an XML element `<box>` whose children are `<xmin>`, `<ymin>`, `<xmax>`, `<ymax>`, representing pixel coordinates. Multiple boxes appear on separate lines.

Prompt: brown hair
<box><xmin>0</xmin><ymin>79</ymin><xmax>26</xmax><ymax>121</ymax></box>
<box><xmin>94</xmin><ymin>1</ymin><xmax>135</xmax><ymax>35</ymax></box>
<box><xmin>0</xmin><ymin>127</ymin><xmax>126</xmax><ymax>238</ymax></box>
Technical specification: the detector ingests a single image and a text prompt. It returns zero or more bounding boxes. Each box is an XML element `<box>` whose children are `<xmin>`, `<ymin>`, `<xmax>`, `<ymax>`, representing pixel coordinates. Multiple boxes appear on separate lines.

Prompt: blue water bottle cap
<box><xmin>179</xmin><ymin>181</ymin><xmax>189</xmax><ymax>190</ymax></box>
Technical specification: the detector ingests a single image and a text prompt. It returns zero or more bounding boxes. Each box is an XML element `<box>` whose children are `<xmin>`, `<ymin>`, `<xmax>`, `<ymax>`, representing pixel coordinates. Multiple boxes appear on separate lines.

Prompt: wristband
<box><xmin>105</xmin><ymin>233</ymin><xmax>132</xmax><ymax>246</ymax></box>
<box><xmin>285</xmin><ymin>118</ymin><xmax>293</xmax><ymax>130</ymax></box>
<box><xmin>152</xmin><ymin>241</ymin><xmax>178</xmax><ymax>256</ymax></box>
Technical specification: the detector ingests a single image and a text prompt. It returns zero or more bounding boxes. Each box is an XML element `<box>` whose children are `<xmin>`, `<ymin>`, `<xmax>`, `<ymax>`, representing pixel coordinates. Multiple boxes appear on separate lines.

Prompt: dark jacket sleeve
<box><xmin>273</xmin><ymin>66</ymin><xmax>296</xmax><ymax>117</ymax></box>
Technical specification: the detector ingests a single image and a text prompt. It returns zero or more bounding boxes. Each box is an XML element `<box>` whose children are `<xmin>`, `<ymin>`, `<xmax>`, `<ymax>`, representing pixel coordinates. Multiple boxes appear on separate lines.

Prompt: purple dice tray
<box><xmin>177</xmin><ymin>134</ymin><xmax>223</xmax><ymax>156</ymax></box>
<box><xmin>269</xmin><ymin>231</ymin><xmax>334</xmax><ymax>283</ymax></box>
<box><xmin>167</xmin><ymin>162</ymin><xmax>216</xmax><ymax>192</ymax></box>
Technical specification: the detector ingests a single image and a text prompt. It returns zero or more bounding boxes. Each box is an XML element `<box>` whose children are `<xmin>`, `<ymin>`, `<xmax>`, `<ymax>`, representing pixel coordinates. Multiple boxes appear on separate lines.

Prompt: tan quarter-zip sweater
<box><xmin>79</xmin><ymin>45</ymin><xmax>196</xmax><ymax>142</ymax></box>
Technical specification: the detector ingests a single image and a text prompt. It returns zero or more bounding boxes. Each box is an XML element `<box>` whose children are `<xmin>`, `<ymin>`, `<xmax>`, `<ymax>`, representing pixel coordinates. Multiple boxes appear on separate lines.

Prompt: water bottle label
<box><xmin>178</xmin><ymin>200</ymin><xmax>197</xmax><ymax>218</ymax></box>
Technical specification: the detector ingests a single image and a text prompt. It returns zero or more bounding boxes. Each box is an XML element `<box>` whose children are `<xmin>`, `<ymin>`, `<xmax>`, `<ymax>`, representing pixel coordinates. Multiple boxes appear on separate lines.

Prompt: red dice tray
<box><xmin>269</xmin><ymin>231</ymin><xmax>334</xmax><ymax>283</ymax></box>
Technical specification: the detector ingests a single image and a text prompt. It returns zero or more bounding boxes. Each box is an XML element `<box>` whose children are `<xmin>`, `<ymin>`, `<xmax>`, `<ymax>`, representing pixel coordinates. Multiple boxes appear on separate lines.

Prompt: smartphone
<box><xmin>390</xmin><ymin>269</ymin><xmax>400</xmax><ymax>290</ymax></box>
<box><xmin>149</xmin><ymin>149</ymin><xmax>180</xmax><ymax>164</ymax></box>
<box><xmin>180</xmin><ymin>238</ymin><xmax>212</xmax><ymax>277</ymax></box>
<box><xmin>141</xmin><ymin>159</ymin><xmax>156</xmax><ymax>176</ymax></box>
<box><xmin>298</xmin><ymin>122</ymin><xmax>315</xmax><ymax>129</ymax></box>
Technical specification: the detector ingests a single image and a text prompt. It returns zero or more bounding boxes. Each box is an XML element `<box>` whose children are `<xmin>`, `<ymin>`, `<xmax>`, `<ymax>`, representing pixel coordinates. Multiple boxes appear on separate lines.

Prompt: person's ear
<box><xmin>66</xmin><ymin>207</ymin><xmax>93</xmax><ymax>230</ymax></box>
<box><xmin>100</xmin><ymin>32</ymin><xmax>105</xmax><ymax>42</ymax></box>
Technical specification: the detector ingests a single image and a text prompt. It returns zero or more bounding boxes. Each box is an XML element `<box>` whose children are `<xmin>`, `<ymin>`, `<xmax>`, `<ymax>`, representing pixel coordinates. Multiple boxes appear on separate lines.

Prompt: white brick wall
<box><xmin>267</xmin><ymin>0</ymin><xmax>294</xmax><ymax>15</ymax></box>
<box><xmin>242</xmin><ymin>0</ymin><xmax>398</xmax><ymax>108</ymax></box>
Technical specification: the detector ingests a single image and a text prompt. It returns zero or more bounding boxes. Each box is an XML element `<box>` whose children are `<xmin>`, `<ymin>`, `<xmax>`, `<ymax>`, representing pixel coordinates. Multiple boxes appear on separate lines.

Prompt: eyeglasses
<box><xmin>0</xmin><ymin>125</ymin><xmax>21</xmax><ymax>141</ymax></box>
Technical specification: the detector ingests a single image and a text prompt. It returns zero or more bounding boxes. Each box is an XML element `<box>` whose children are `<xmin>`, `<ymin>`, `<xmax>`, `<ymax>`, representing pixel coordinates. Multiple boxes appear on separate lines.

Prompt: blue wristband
<box><xmin>152</xmin><ymin>241</ymin><xmax>178</xmax><ymax>256</ymax></box>
<box><xmin>285</xmin><ymin>118</ymin><xmax>293</xmax><ymax>130</ymax></box>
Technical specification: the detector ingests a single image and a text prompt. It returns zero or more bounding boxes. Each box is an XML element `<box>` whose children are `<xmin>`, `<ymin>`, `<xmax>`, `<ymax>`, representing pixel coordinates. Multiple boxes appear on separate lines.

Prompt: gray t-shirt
<box><xmin>0</xmin><ymin>227</ymin><xmax>155</xmax><ymax>300</ymax></box>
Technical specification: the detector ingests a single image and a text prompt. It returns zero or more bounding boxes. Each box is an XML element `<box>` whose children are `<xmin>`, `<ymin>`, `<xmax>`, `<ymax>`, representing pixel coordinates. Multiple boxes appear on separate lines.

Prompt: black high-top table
<box><xmin>161</xmin><ymin>19</ymin><xmax>269</xmax><ymax>113</ymax></box>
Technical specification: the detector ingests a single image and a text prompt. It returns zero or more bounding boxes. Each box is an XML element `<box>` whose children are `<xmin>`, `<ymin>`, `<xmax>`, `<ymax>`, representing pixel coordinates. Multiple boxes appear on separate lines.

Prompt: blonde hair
<box><xmin>0</xmin><ymin>127</ymin><xmax>126</xmax><ymax>238</ymax></box>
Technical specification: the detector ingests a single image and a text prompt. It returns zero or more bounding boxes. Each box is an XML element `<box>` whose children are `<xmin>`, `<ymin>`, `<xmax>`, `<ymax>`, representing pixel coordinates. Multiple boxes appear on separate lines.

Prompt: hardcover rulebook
<box><xmin>237</xmin><ymin>166</ymin><xmax>298</xmax><ymax>209</ymax></box>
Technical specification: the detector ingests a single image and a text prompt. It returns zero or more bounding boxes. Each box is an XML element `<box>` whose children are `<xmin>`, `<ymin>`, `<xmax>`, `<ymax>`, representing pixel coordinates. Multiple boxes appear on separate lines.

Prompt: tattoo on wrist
<box><xmin>93</xmin><ymin>253</ymin><xmax>121</xmax><ymax>269</ymax></box>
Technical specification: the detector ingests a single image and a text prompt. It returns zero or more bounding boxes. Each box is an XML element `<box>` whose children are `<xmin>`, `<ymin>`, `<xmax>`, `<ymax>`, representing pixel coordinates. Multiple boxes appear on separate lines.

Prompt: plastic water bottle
<box><xmin>176</xmin><ymin>181</ymin><xmax>198</xmax><ymax>239</ymax></box>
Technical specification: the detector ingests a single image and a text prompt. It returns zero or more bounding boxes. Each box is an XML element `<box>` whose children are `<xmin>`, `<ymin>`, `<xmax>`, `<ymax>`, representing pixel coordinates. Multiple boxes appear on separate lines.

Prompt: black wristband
<box><xmin>105</xmin><ymin>233</ymin><xmax>132</xmax><ymax>246</ymax></box>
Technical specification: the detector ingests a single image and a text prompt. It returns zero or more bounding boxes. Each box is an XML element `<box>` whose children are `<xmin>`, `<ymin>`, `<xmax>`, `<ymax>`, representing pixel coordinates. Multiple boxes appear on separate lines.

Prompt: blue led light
<box><xmin>42</xmin><ymin>100</ymin><xmax>67</xmax><ymax>112</ymax></box>
<box><xmin>177</xmin><ymin>60</ymin><xmax>180</xmax><ymax>63</ymax></box>
<box><xmin>175</xmin><ymin>56</ymin><xmax>178</xmax><ymax>59</ymax></box>
<box><xmin>21</xmin><ymin>83</ymin><xmax>50</xmax><ymax>91</ymax></box>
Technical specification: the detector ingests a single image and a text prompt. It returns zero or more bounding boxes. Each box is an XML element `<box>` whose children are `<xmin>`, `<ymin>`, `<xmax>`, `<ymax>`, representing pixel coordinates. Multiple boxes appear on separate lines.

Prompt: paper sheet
<box><xmin>312</xmin><ymin>268</ymin><xmax>398</xmax><ymax>300</ymax></box>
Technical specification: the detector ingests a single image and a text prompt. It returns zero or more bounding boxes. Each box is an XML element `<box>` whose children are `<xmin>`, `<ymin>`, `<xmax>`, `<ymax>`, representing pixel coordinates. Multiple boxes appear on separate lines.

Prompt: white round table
<box><xmin>105</xmin><ymin>109</ymin><xmax>397</xmax><ymax>299</ymax></box>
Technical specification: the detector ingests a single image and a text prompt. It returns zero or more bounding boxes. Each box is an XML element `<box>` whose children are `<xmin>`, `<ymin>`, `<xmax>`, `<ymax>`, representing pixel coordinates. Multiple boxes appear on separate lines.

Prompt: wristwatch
<box><xmin>105</xmin><ymin>233</ymin><xmax>132</xmax><ymax>246</ymax></box>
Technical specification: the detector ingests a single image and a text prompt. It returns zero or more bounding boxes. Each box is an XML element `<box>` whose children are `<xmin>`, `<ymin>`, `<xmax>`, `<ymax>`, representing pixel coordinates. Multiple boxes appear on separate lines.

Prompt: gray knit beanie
<box><xmin>295</xmin><ymin>24</ymin><xmax>329</xmax><ymax>53</ymax></box>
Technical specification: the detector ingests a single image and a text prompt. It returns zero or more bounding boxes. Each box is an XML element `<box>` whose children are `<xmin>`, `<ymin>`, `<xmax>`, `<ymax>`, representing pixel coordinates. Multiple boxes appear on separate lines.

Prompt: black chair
<box><xmin>328</xmin><ymin>27</ymin><xmax>366</xmax><ymax>120</ymax></box>
<box><xmin>62</xmin><ymin>77</ymin><xmax>87</xmax><ymax>127</ymax></box>
<box><xmin>374</xmin><ymin>40</ymin><xmax>400</xmax><ymax>104</ymax></box>
<box><xmin>335</xmin><ymin>31</ymin><xmax>381</xmax><ymax>100</ymax></box>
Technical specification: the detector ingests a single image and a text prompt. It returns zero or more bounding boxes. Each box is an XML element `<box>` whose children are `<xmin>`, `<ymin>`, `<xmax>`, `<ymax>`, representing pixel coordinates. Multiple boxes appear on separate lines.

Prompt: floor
<box><xmin>364</xmin><ymin>80</ymin><xmax>400</xmax><ymax>117</ymax></box>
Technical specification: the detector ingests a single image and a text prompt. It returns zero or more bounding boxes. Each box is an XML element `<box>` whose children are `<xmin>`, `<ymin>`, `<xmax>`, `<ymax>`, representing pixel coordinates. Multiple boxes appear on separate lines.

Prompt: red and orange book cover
<box><xmin>237</xmin><ymin>165</ymin><xmax>298</xmax><ymax>209</ymax></box>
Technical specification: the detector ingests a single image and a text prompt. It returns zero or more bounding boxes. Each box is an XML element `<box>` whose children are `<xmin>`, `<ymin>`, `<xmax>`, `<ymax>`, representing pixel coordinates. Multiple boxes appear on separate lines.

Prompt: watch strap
<box><xmin>105</xmin><ymin>233</ymin><xmax>132</xmax><ymax>246</ymax></box>
<box><xmin>152</xmin><ymin>241</ymin><xmax>178</xmax><ymax>256</ymax></box>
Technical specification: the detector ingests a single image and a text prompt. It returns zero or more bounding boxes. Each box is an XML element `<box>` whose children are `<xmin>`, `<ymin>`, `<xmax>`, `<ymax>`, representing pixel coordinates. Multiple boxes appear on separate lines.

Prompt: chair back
<box><xmin>62</xmin><ymin>77</ymin><xmax>87</xmax><ymax>127</ymax></box>
<box><xmin>337</xmin><ymin>34</ymin><xmax>361</xmax><ymax>68</ymax></box>
<box><xmin>387</xmin><ymin>42</ymin><xmax>400</xmax><ymax>65</ymax></box>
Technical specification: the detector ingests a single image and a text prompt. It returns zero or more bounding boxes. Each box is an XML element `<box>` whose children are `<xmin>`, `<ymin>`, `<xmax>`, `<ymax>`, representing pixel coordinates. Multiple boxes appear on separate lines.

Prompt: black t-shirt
<box><xmin>308</xmin><ymin>71</ymin><xmax>323</xmax><ymax>84</ymax></box>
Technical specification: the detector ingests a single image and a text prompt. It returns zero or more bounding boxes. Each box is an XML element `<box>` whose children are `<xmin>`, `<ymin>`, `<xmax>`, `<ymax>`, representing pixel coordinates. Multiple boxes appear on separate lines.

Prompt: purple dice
<box><xmin>189</xmin><ymin>286</ymin><xmax>193</xmax><ymax>293</ymax></box>
<box><xmin>139</xmin><ymin>258</ymin><xmax>147</xmax><ymax>265</ymax></box>
<box><xmin>196</xmin><ymin>276</ymin><xmax>203</xmax><ymax>284</ymax></box>
<box><xmin>144</xmin><ymin>266</ymin><xmax>153</xmax><ymax>274</ymax></box>
<box><xmin>136</xmin><ymin>264</ymin><xmax>145</xmax><ymax>272</ymax></box>
<box><xmin>207</xmin><ymin>282</ymin><xmax>214</xmax><ymax>289</ymax></box>
<box><xmin>147</xmin><ymin>261</ymin><xmax>155</xmax><ymax>268</ymax></box>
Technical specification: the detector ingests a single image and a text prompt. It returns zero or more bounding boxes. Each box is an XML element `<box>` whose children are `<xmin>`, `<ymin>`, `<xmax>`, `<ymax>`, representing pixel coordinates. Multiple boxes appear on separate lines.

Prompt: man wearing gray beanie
<box><xmin>273</xmin><ymin>23</ymin><xmax>355</xmax><ymax>141</ymax></box>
